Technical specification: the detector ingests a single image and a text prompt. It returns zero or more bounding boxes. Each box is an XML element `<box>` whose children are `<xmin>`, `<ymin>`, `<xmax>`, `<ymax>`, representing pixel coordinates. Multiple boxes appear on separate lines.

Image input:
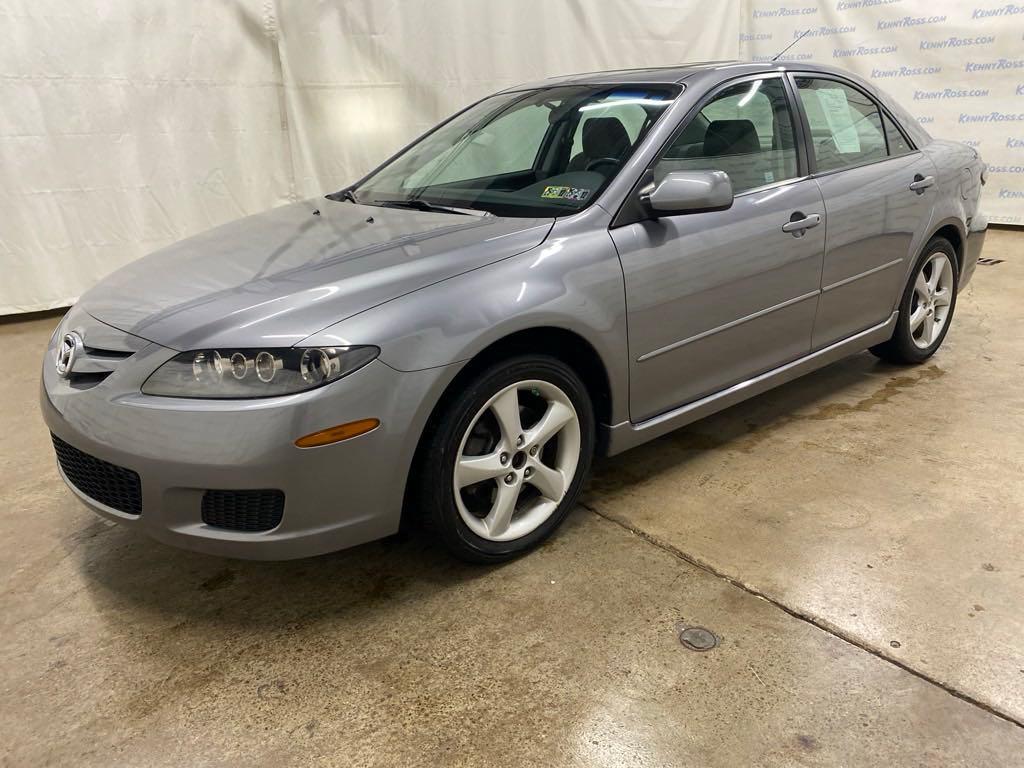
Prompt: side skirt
<box><xmin>603</xmin><ymin>312</ymin><xmax>898</xmax><ymax>456</ymax></box>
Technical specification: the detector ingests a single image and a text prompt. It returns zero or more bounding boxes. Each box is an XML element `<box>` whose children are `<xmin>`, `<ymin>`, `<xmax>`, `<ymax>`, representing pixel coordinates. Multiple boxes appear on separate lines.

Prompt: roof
<box><xmin>546</xmin><ymin>60</ymin><xmax>744</xmax><ymax>84</ymax></box>
<box><xmin>504</xmin><ymin>60</ymin><xmax>861</xmax><ymax>90</ymax></box>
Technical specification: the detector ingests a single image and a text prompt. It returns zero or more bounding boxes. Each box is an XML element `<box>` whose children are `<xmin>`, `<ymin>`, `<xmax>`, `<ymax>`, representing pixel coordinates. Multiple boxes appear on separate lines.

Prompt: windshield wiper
<box><xmin>372</xmin><ymin>198</ymin><xmax>488</xmax><ymax>217</ymax></box>
<box><xmin>325</xmin><ymin>187</ymin><xmax>359</xmax><ymax>204</ymax></box>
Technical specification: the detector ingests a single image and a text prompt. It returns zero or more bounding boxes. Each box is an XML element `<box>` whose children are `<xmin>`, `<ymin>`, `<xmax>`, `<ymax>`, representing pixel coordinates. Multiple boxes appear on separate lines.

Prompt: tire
<box><xmin>870</xmin><ymin>237</ymin><xmax>960</xmax><ymax>364</ymax></box>
<box><xmin>414</xmin><ymin>355</ymin><xmax>595</xmax><ymax>564</ymax></box>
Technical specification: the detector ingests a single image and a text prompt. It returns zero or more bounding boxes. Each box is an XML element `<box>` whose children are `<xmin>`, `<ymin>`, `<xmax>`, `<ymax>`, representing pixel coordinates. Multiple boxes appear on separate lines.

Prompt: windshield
<box><xmin>349</xmin><ymin>84</ymin><xmax>680</xmax><ymax>217</ymax></box>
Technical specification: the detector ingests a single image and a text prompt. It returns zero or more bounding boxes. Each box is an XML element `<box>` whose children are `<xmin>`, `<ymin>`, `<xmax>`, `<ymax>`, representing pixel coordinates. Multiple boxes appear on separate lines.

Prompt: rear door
<box><xmin>612</xmin><ymin>75</ymin><xmax>826</xmax><ymax>422</ymax></box>
<box><xmin>791</xmin><ymin>74</ymin><xmax>935</xmax><ymax>349</ymax></box>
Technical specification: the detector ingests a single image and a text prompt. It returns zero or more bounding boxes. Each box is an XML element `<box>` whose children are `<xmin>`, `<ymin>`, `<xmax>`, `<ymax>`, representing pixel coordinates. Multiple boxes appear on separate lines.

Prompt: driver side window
<box><xmin>655</xmin><ymin>78</ymin><xmax>799</xmax><ymax>194</ymax></box>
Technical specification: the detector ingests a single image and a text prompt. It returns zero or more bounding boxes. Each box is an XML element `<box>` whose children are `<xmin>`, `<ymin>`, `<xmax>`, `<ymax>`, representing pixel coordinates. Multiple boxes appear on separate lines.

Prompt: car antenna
<box><xmin>771</xmin><ymin>29</ymin><xmax>811</xmax><ymax>62</ymax></box>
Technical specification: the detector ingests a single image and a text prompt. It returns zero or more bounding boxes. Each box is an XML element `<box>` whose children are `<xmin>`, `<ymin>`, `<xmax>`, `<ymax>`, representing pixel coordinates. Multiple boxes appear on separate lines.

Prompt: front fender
<box><xmin>301</xmin><ymin>211</ymin><xmax>630</xmax><ymax>425</ymax></box>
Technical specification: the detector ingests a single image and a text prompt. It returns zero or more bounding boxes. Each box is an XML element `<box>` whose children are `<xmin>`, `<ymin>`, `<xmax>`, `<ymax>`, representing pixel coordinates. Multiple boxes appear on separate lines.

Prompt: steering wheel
<box><xmin>584</xmin><ymin>156</ymin><xmax>622</xmax><ymax>173</ymax></box>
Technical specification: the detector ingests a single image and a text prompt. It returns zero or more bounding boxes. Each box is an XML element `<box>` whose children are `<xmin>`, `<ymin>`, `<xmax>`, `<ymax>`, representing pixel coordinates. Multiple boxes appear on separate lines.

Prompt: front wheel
<box><xmin>871</xmin><ymin>237</ymin><xmax>959</xmax><ymax>364</ymax></box>
<box><xmin>415</xmin><ymin>356</ymin><xmax>595</xmax><ymax>563</ymax></box>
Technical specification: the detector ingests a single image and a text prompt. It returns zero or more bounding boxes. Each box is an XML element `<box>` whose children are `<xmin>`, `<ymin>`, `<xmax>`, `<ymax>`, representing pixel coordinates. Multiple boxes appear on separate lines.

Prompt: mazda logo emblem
<box><xmin>56</xmin><ymin>332</ymin><xmax>83</xmax><ymax>378</ymax></box>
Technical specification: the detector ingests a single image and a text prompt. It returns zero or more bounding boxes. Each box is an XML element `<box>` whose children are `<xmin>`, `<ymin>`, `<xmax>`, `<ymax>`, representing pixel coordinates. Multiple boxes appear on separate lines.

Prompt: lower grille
<box><xmin>201</xmin><ymin>489</ymin><xmax>284</xmax><ymax>532</ymax></box>
<box><xmin>51</xmin><ymin>434</ymin><xmax>142</xmax><ymax>515</ymax></box>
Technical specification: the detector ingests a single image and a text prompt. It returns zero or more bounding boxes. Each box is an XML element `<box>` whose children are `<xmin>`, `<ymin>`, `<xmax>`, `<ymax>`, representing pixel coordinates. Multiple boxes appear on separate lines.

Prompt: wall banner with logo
<box><xmin>740</xmin><ymin>0</ymin><xmax>1024</xmax><ymax>225</ymax></box>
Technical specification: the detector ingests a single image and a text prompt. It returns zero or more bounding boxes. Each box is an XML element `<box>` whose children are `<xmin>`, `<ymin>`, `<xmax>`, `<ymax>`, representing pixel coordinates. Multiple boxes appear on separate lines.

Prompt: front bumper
<box><xmin>41</xmin><ymin>309</ymin><xmax>457</xmax><ymax>560</ymax></box>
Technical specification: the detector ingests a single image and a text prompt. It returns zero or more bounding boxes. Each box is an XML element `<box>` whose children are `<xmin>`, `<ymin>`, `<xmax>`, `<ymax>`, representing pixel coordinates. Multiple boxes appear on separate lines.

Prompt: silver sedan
<box><xmin>41</xmin><ymin>60</ymin><xmax>988</xmax><ymax>562</ymax></box>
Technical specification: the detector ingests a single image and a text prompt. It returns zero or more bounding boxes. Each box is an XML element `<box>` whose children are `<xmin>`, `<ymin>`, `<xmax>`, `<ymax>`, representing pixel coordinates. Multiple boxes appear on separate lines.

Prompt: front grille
<box><xmin>51</xmin><ymin>434</ymin><xmax>142</xmax><ymax>515</ymax></box>
<box><xmin>66</xmin><ymin>347</ymin><xmax>135</xmax><ymax>389</ymax></box>
<box><xmin>83</xmin><ymin>346</ymin><xmax>133</xmax><ymax>359</ymax></box>
<box><xmin>201</xmin><ymin>489</ymin><xmax>284</xmax><ymax>532</ymax></box>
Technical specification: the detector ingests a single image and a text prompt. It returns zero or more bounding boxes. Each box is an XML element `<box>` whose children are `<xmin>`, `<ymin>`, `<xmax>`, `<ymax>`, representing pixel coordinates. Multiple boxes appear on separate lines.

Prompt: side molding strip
<box><xmin>637</xmin><ymin>289</ymin><xmax>822</xmax><ymax>363</ymax></box>
<box><xmin>604</xmin><ymin>312</ymin><xmax>899</xmax><ymax>456</ymax></box>
<box><xmin>822</xmin><ymin>258</ymin><xmax>903</xmax><ymax>293</ymax></box>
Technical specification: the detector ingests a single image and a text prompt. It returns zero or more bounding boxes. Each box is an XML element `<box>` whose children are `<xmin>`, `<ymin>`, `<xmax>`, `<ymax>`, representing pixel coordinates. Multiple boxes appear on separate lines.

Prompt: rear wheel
<box><xmin>416</xmin><ymin>356</ymin><xmax>594</xmax><ymax>563</ymax></box>
<box><xmin>871</xmin><ymin>237</ymin><xmax>959</xmax><ymax>364</ymax></box>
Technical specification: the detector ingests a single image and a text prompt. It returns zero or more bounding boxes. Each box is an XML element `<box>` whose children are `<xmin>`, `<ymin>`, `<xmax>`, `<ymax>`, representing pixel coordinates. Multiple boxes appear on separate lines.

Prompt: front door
<box><xmin>791</xmin><ymin>75</ymin><xmax>936</xmax><ymax>349</ymax></box>
<box><xmin>611</xmin><ymin>76</ymin><xmax>826</xmax><ymax>423</ymax></box>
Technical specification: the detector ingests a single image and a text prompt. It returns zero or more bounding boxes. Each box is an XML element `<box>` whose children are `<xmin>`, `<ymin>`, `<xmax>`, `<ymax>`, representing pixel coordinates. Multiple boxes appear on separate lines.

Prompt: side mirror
<box><xmin>641</xmin><ymin>170</ymin><xmax>734</xmax><ymax>216</ymax></box>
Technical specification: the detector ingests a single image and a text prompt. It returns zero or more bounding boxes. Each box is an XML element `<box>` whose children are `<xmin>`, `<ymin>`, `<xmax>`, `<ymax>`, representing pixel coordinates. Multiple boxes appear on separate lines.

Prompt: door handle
<box><xmin>781</xmin><ymin>212</ymin><xmax>821</xmax><ymax>236</ymax></box>
<box><xmin>909</xmin><ymin>174</ymin><xmax>935</xmax><ymax>193</ymax></box>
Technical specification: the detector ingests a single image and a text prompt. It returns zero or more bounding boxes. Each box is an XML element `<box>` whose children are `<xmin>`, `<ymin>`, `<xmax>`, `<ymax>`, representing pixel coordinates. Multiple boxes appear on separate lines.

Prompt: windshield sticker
<box><xmin>541</xmin><ymin>185</ymin><xmax>591</xmax><ymax>201</ymax></box>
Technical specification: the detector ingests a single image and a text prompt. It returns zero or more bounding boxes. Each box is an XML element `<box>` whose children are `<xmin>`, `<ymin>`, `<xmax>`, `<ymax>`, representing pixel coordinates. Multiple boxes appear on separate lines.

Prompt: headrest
<box><xmin>582</xmin><ymin>117</ymin><xmax>631</xmax><ymax>159</ymax></box>
<box><xmin>704</xmin><ymin>119</ymin><xmax>760</xmax><ymax>156</ymax></box>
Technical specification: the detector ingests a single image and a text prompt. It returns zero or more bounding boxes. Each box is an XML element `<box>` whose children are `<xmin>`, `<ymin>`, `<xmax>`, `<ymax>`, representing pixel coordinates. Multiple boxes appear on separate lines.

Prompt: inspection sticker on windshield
<box><xmin>541</xmin><ymin>185</ymin><xmax>591</xmax><ymax>201</ymax></box>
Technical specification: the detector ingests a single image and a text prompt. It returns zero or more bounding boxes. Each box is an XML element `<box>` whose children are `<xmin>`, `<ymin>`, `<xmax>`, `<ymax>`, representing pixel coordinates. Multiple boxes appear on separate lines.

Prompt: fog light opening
<box><xmin>295</xmin><ymin>418</ymin><xmax>380</xmax><ymax>448</ymax></box>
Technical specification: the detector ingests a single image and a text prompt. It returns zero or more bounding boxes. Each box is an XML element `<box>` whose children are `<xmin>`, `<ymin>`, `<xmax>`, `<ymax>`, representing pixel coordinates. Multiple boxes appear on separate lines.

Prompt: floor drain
<box><xmin>978</xmin><ymin>258</ymin><xmax>1004</xmax><ymax>266</ymax></box>
<box><xmin>679</xmin><ymin>626</ymin><xmax>718</xmax><ymax>651</ymax></box>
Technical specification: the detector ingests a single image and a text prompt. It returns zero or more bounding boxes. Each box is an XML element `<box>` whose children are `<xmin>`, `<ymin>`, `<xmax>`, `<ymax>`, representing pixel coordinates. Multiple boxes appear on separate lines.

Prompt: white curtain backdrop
<box><xmin>0</xmin><ymin>0</ymin><xmax>738</xmax><ymax>315</ymax></box>
<box><xmin>1</xmin><ymin>0</ymin><xmax>296</xmax><ymax>315</ymax></box>
<box><xmin>0</xmin><ymin>0</ymin><xmax>741</xmax><ymax>313</ymax></box>
<box><xmin>738</xmin><ymin>0</ymin><xmax>1024</xmax><ymax>227</ymax></box>
<box><xmin>275</xmin><ymin>0</ymin><xmax>740</xmax><ymax>199</ymax></box>
<box><xmin>3</xmin><ymin>0</ymin><xmax>1018</xmax><ymax>316</ymax></box>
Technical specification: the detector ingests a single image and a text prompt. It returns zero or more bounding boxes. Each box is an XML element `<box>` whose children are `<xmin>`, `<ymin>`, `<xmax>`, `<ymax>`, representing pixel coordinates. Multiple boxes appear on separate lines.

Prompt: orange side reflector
<box><xmin>295</xmin><ymin>418</ymin><xmax>380</xmax><ymax>448</ymax></box>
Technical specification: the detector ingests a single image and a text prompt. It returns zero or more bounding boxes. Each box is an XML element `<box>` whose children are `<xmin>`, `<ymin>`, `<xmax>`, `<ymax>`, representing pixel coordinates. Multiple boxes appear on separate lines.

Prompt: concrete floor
<box><xmin>2</xmin><ymin>230</ymin><xmax>1022</xmax><ymax>767</ymax></box>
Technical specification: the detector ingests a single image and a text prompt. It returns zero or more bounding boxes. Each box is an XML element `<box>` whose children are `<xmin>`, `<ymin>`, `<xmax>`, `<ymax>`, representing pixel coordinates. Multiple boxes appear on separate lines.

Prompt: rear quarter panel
<box><xmin>919</xmin><ymin>139</ymin><xmax>985</xmax><ymax>290</ymax></box>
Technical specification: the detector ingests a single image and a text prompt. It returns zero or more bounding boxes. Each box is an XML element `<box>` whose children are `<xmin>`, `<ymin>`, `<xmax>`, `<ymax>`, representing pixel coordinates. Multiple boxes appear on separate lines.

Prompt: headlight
<box><xmin>141</xmin><ymin>346</ymin><xmax>379</xmax><ymax>398</ymax></box>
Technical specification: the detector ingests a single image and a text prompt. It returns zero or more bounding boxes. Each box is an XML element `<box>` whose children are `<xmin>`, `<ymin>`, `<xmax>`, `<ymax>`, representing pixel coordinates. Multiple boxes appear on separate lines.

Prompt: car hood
<box><xmin>79</xmin><ymin>199</ymin><xmax>553</xmax><ymax>350</ymax></box>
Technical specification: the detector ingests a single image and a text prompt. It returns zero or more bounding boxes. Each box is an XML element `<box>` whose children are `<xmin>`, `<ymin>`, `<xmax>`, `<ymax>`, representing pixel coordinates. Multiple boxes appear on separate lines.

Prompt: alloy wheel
<box><xmin>453</xmin><ymin>379</ymin><xmax>581</xmax><ymax>542</ymax></box>
<box><xmin>909</xmin><ymin>251</ymin><xmax>954</xmax><ymax>349</ymax></box>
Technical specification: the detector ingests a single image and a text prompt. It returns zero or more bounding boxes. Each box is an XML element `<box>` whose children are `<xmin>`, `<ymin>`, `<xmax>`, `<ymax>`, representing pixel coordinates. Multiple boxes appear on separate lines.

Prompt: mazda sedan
<box><xmin>42</xmin><ymin>60</ymin><xmax>987</xmax><ymax>562</ymax></box>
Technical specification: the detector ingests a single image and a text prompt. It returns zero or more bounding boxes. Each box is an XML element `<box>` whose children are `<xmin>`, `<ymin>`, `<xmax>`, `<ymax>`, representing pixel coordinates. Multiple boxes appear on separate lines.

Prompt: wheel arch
<box><xmin>401</xmin><ymin>325</ymin><xmax>615</xmax><ymax>526</ymax></box>
<box><xmin>929</xmin><ymin>219</ymin><xmax>965</xmax><ymax>273</ymax></box>
<box><xmin>892</xmin><ymin>218</ymin><xmax>966</xmax><ymax>315</ymax></box>
<box><xmin>425</xmin><ymin>325</ymin><xmax>613</xmax><ymax>446</ymax></box>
